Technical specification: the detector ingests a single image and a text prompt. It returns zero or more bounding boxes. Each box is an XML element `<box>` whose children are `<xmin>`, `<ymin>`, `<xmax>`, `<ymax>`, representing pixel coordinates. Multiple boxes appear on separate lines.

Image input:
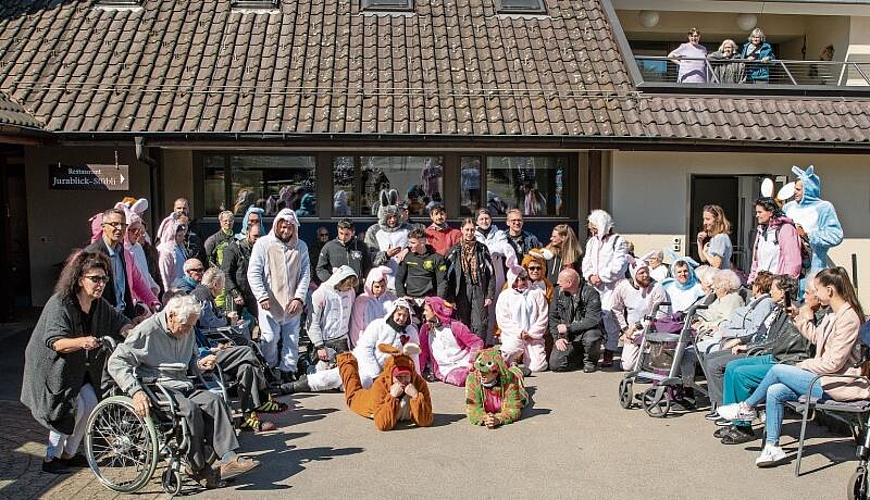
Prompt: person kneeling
<box><xmin>336</xmin><ymin>344</ymin><xmax>433</xmax><ymax>431</ymax></box>
<box><xmin>465</xmin><ymin>348</ymin><xmax>529</xmax><ymax>428</ymax></box>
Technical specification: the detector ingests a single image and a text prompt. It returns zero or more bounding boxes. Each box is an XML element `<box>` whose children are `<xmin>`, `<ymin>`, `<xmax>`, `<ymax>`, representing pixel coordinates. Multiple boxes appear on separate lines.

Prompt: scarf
<box><xmin>512</xmin><ymin>288</ymin><xmax>535</xmax><ymax>333</ymax></box>
<box><xmin>460</xmin><ymin>239</ymin><xmax>480</xmax><ymax>285</ymax></box>
<box><xmin>386</xmin><ymin>314</ymin><xmax>408</xmax><ymax>333</ymax></box>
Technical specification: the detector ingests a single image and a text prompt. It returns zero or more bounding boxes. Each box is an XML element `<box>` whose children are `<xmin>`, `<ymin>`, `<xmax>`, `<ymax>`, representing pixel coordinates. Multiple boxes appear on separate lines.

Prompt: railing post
<box><xmin>780</xmin><ymin>61</ymin><xmax>797</xmax><ymax>86</ymax></box>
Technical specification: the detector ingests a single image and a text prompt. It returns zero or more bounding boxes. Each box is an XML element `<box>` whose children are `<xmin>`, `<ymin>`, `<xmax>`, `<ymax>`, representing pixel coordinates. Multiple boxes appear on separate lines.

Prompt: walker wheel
<box><xmin>849</xmin><ymin>468</ymin><xmax>869</xmax><ymax>500</ymax></box>
<box><xmin>642</xmin><ymin>387</ymin><xmax>671</xmax><ymax>418</ymax></box>
<box><xmin>618</xmin><ymin>379</ymin><xmax>634</xmax><ymax>409</ymax></box>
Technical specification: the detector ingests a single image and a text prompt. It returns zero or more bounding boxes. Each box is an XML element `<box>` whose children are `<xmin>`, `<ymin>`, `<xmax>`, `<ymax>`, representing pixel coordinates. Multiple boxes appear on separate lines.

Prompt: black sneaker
<box><xmin>61</xmin><ymin>454</ymin><xmax>89</xmax><ymax>468</ymax></box>
<box><xmin>582</xmin><ymin>365</ymin><xmax>597</xmax><ymax>373</ymax></box>
<box><xmin>713</xmin><ymin>425</ymin><xmax>734</xmax><ymax>439</ymax></box>
<box><xmin>704</xmin><ymin>409</ymin><xmax>720</xmax><ymax>421</ymax></box>
<box><xmin>721</xmin><ymin>425</ymin><xmax>756</xmax><ymax>445</ymax></box>
<box><xmin>41</xmin><ymin>458</ymin><xmax>71</xmax><ymax>474</ymax></box>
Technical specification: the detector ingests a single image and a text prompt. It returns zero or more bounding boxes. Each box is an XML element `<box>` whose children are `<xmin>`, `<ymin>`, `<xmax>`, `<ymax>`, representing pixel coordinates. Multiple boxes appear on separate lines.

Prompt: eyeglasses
<box><xmin>103</xmin><ymin>221</ymin><xmax>128</xmax><ymax>229</ymax></box>
<box><xmin>527</xmin><ymin>266</ymin><xmax>542</xmax><ymax>271</ymax></box>
<box><xmin>83</xmin><ymin>275</ymin><xmax>110</xmax><ymax>284</ymax></box>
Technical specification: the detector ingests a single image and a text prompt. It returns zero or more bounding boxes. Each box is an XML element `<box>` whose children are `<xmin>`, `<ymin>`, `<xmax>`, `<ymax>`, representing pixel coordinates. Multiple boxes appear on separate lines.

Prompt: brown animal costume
<box><xmin>337</xmin><ymin>343</ymin><xmax>434</xmax><ymax>431</ymax></box>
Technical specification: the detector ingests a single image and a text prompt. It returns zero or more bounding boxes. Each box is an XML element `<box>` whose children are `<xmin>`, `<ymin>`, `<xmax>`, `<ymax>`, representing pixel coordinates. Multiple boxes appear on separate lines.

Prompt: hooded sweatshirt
<box><xmin>581</xmin><ymin>210</ymin><xmax>628</xmax><ymax>309</ymax></box>
<box><xmin>308</xmin><ymin>265</ymin><xmax>357</xmax><ymax>348</ymax></box>
<box><xmin>783</xmin><ymin>165</ymin><xmax>843</xmax><ymax>272</ymax></box>
<box><xmin>353</xmin><ymin>299</ymin><xmax>420</xmax><ymax>384</ymax></box>
<box><xmin>418</xmin><ymin>297</ymin><xmax>483</xmax><ymax>381</ymax></box>
<box><xmin>247</xmin><ymin>208</ymin><xmax>311</xmax><ymax>321</ymax></box>
<box><xmin>496</xmin><ymin>266</ymin><xmax>549</xmax><ymax>368</ymax></box>
<box><xmin>364</xmin><ymin>201</ymin><xmax>413</xmax><ymax>288</ymax></box>
<box><xmin>235</xmin><ymin>205</ymin><xmax>266</xmax><ymax>240</ymax></box>
<box><xmin>661</xmin><ymin>257</ymin><xmax>706</xmax><ymax>313</ymax></box>
<box><xmin>350</xmin><ymin>266</ymin><xmax>398</xmax><ymax>346</ymax></box>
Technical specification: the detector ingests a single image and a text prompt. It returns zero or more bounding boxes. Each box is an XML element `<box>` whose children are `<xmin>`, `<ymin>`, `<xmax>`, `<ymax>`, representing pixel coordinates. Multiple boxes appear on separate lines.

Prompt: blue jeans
<box><xmin>745</xmin><ymin>364</ymin><xmax>825</xmax><ymax>445</ymax></box>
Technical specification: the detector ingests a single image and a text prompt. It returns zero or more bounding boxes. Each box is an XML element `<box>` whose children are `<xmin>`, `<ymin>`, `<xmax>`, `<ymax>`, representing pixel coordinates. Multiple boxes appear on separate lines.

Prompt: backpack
<box><xmin>773</xmin><ymin>223</ymin><xmax>812</xmax><ymax>279</ymax></box>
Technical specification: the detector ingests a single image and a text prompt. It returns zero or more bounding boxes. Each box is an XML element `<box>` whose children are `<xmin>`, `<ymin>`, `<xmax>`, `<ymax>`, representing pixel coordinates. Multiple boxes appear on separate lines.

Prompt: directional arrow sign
<box><xmin>49</xmin><ymin>164</ymin><xmax>130</xmax><ymax>191</ymax></box>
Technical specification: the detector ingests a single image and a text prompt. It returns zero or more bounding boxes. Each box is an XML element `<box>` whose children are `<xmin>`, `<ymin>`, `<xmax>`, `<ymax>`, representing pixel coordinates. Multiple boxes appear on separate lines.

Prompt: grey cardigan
<box><xmin>20</xmin><ymin>293</ymin><xmax>129</xmax><ymax>434</ymax></box>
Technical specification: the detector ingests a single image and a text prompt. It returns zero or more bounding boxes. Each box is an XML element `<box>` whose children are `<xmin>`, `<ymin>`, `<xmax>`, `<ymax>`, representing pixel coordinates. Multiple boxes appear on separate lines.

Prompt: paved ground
<box><xmin>1</xmin><ymin>319</ymin><xmax>860</xmax><ymax>500</ymax></box>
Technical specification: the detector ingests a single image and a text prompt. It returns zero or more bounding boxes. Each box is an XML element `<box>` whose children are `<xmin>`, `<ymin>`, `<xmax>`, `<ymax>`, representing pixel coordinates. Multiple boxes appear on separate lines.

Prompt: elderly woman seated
<box><xmin>698</xmin><ymin>271</ymin><xmax>776</xmax><ymax>355</ymax></box>
<box><xmin>693</xmin><ymin>269</ymin><xmax>745</xmax><ymax>351</ymax></box>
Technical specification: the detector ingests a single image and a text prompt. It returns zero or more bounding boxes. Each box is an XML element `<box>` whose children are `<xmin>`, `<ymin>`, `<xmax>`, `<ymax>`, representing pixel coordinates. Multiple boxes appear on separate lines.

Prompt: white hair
<box><xmin>164</xmin><ymin>294</ymin><xmax>201</xmax><ymax>323</ymax></box>
<box><xmin>202</xmin><ymin>267</ymin><xmax>225</xmax><ymax>287</ymax></box>
<box><xmin>712</xmin><ymin>269</ymin><xmax>742</xmax><ymax>293</ymax></box>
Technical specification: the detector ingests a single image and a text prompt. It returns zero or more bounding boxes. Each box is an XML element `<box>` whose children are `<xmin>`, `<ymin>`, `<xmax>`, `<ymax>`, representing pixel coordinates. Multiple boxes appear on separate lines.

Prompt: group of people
<box><xmin>19</xmin><ymin>163</ymin><xmax>865</xmax><ymax>488</ymax></box>
<box><xmin>668</xmin><ymin>27</ymin><xmax>776</xmax><ymax>84</ymax></box>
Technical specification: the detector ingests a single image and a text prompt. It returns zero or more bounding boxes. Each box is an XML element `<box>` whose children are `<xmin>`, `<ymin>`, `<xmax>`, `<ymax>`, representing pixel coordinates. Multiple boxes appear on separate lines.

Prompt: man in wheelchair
<box><xmin>108</xmin><ymin>294</ymin><xmax>260</xmax><ymax>486</ymax></box>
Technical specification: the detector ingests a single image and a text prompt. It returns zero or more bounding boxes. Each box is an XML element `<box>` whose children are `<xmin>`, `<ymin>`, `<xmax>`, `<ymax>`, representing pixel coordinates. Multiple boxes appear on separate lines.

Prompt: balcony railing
<box><xmin>635</xmin><ymin>56</ymin><xmax>870</xmax><ymax>87</ymax></box>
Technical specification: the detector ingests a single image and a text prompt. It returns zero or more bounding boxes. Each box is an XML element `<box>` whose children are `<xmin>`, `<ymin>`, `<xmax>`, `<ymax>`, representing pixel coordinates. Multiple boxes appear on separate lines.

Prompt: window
<box><xmin>361</xmin><ymin>0</ymin><xmax>414</xmax><ymax>11</ymax></box>
<box><xmin>94</xmin><ymin>0</ymin><xmax>142</xmax><ymax>6</ymax></box>
<box><xmin>460</xmin><ymin>157</ymin><xmax>482</xmax><ymax>216</ymax></box>
<box><xmin>231</xmin><ymin>0</ymin><xmax>280</xmax><ymax>8</ymax></box>
<box><xmin>486</xmin><ymin>156</ymin><xmax>566</xmax><ymax>217</ymax></box>
<box><xmin>332</xmin><ymin>156</ymin><xmax>443</xmax><ymax>217</ymax></box>
<box><xmin>495</xmin><ymin>0</ymin><xmax>546</xmax><ymax>15</ymax></box>
<box><xmin>200</xmin><ymin>154</ymin><xmax>316</xmax><ymax>217</ymax></box>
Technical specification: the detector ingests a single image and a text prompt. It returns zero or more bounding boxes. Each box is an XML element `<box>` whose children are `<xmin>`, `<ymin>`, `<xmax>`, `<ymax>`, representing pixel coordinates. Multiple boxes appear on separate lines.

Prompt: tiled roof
<box><xmin>0</xmin><ymin>91</ymin><xmax>42</xmax><ymax>129</ymax></box>
<box><xmin>634</xmin><ymin>96</ymin><xmax>870</xmax><ymax>144</ymax></box>
<box><xmin>0</xmin><ymin>0</ymin><xmax>637</xmax><ymax>136</ymax></box>
<box><xmin>0</xmin><ymin>0</ymin><xmax>868</xmax><ymax>146</ymax></box>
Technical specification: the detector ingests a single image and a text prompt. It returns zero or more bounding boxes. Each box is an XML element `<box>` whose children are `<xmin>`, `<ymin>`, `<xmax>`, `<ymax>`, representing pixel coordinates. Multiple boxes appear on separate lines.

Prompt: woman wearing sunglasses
<box><xmin>21</xmin><ymin>250</ymin><xmax>133</xmax><ymax>474</ymax></box>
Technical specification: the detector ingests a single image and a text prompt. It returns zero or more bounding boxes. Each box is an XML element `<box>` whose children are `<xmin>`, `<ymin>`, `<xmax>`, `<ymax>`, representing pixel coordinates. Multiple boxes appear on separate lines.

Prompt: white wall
<box><xmin>611</xmin><ymin>151</ymin><xmax>870</xmax><ymax>304</ymax></box>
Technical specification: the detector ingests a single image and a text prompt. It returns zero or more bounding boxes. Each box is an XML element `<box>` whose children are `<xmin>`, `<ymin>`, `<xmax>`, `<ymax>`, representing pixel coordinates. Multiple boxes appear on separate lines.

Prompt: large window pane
<box><xmin>203</xmin><ymin>154</ymin><xmax>226</xmax><ymax>215</ymax></box>
<box><xmin>486</xmin><ymin>156</ymin><xmax>567</xmax><ymax>217</ymax></box>
<box><xmin>230</xmin><ymin>155</ymin><xmax>316</xmax><ymax>217</ymax></box>
<box><xmin>460</xmin><ymin>156</ymin><xmax>481</xmax><ymax>216</ymax></box>
<box><xmin>332</xmin><ymin>156</ymin><xmax>356</xmax><ymax>216</ymax></box>
<box><xmin>360</xmin><ymin>156</ymin><xmax>443</xmax><ymax>217</ymax></box>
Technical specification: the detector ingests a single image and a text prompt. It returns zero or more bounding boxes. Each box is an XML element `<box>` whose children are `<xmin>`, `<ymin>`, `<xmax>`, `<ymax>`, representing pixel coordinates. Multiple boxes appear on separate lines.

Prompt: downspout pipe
<box><xmin>135</xmin><ymin>137</ymin><xmax>162</xmax><ymax>230</ymax></box>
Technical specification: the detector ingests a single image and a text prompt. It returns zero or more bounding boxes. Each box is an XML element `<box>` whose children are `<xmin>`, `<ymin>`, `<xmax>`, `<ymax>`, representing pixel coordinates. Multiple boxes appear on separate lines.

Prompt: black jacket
<box><xmin>548</xmin><ymin>280</ymin><xmax>603</xmax><ymax>342</ymax></box>
<box><xmin>444</xmin><ymin>241</ymin><xmax>495</xmax><ymax>301</ymax></box>
<box><xmin>396</xmin><ymin>245</ymin><xmax>448</xmax><ymax>298</ymax></box>
<box><xmin>316</xmin><ymin>237</ymin><xmax>372</xmax><ymax>292</ymax></box>
<box><xmin>84</xmin><ymin>238</ymin><xmax>136</xmax><ymax>319</ymax></box>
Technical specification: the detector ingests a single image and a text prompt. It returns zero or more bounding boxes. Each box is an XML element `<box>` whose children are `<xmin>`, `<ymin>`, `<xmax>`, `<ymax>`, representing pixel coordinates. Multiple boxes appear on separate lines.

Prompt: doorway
<box><xmin>689</xmin><ymin>174</ymin><xmax>767</xmax><ymax>272</ymax></box>
<box><xmin>0</xmin><ymin>147</ymin><xmax>31</xmax><ymax>320</ymax></box>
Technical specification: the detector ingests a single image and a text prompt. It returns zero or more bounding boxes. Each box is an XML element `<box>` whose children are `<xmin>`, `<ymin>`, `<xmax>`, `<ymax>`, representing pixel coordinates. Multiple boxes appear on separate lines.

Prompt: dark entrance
<box><xmin>689</xmin><ymin>175</ymin><xmax>739</xmax><ymax>266</ymax></box>
<box><xmin>0</xmin><ymin>146</ymin><xmax>31</xmax><ymax>320</ymax></box>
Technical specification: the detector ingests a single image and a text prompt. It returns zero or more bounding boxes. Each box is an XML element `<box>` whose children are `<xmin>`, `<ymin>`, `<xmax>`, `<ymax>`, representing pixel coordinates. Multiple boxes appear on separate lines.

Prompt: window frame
<box><xmin>361</xmin><ymin>0</ymin><xmax>415</xmax><ymax>12</ymax></box>
<box><xmin>231</xmin><ymin>0</ymin><xmax>280</xmax><ymax>8</ymax></box>
<box><xmin>495</xmin><ymin>0</ymin><xmax>547</xmax><ymax>15</ymax></box>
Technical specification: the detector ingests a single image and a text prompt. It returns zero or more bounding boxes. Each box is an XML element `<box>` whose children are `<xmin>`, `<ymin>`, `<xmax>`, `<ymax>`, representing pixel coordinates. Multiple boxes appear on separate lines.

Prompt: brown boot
<box><xmin>601</xmin><ymin>350</ymin><xmax>614</xmax><ymax>368</ymax></box>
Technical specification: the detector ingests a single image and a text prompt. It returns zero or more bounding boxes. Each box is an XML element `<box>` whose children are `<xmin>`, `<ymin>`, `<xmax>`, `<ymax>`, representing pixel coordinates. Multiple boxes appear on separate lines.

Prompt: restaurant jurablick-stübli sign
<box><xmin>49</xmin><ymin>163</ymin><xmax>129</xmax><ymax>191</ymax></box>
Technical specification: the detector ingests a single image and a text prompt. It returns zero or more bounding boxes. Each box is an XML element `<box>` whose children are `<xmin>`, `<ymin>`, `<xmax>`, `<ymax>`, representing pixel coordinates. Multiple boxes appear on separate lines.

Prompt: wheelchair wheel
<box><xmin>85</xmin><ymin>396</ymin><xmax>159</xmax><ymax>493</ymax></box>
<box><xmin>642</xmin><ymin>387</ymin><xmax>671</xmax><ymax>418</ymax></box>
<box><xmin>849</xmin><ymin>468</ymin><xmax>869</xmax><ymax>500</ymax></box>
<box><xmin>618</xmin><ymin>379</ymin><xmax>634</xmax><ymax>409</ymax></box>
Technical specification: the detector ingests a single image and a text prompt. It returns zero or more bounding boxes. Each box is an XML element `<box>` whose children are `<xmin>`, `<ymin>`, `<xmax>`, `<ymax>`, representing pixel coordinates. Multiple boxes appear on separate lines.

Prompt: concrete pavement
<box><xmin>5</xmin><ymin>363</ymin><xmax>858</xmax><ymax>500</ymax></box>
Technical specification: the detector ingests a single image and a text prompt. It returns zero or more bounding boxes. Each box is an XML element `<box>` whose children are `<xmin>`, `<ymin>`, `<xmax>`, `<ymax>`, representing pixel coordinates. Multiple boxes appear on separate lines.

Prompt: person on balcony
<box><xmin>741</xmin><ymin>28</ymin><xmax>775</xmax><ymax>84</ymax></box>
<box><xmin>708</xmin><ymin>39</ymin><xmax>745</xmax><ymax>84</ymax></box>
<box><xmin>667</xmin><ymin>28</ymin><xmax>708</xmax><ymax>83</ymax></box>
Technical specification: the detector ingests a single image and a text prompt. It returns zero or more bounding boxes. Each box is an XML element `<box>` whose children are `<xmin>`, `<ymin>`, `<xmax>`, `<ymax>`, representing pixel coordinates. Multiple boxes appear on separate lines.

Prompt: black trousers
<box><xmin>549</xmin><ymin>329</ymin><xmax>603</xmax><ymax>372</ymax></box>
<box><xmin>216</xmin><ymin>346</ymin><xmax>266</xmax><ymax>413</ymax></box>
<box><xmin>165</xmin><ymin>388</ymin><xmax>239</xmax><ymax>472</ymax></box>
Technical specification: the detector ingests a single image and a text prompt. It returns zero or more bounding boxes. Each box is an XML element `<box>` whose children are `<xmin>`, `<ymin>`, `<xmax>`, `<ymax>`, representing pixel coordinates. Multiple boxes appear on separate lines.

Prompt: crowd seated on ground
<box><xmin>19</xmin><ymin>171</ymin><xmax>865</xmax><ymax>492</ymax></box>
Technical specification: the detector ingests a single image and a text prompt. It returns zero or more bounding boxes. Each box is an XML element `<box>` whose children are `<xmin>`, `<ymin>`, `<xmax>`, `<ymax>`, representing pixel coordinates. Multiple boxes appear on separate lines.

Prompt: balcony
<box><xmin>635</xmin><ymin>56</ymin><xmax>870</xmax><ymax>88</ymax></box>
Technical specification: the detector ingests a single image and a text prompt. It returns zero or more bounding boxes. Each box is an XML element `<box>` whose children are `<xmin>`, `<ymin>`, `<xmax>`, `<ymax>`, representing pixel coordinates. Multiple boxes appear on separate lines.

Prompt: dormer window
<box><xmin>361</xmin><ymin>0</ymin><xmax>414</xmax><ymax>12</ymax></box>
<box><xmin>496</xmin><ymin>0</ymin><xmax>546</xmax><ymax>15</ymax></box>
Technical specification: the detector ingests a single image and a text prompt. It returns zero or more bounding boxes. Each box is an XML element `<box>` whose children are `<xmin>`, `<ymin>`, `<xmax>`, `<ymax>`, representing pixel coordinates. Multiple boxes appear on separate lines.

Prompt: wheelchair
<box><xmin>85</xmin><ymin>341</ymin><xmax>231</xmax><ymax>495</ymax></box>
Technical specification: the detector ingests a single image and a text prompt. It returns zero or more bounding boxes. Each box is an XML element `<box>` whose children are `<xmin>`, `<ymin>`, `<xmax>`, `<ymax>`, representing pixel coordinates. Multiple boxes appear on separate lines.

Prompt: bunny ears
<box><xmin>760</xmin><ymin>178</ymin><xmax>794</xmax><ymax>207</ymax></box>
<box><xmin>377</xmin><ymin>342</ymin><xmax>421</xmax><ymax>356</ymax></box>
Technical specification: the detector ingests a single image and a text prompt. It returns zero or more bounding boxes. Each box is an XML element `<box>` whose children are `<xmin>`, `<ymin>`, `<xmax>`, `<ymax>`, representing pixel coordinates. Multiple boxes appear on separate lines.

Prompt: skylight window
<box><xmin>232</xmin><ymin>0</ymin><xmax>280</xmax><ymax>8</ymax></box>
<box><xmin>496</xmin><ymin>0</ymin><xmax>546</xmax><ymax>15</ymax></box>
<box><xmin>361</xmin><ymin>0</ymin><xmax>414</xmax><ymax>12</ymax></box>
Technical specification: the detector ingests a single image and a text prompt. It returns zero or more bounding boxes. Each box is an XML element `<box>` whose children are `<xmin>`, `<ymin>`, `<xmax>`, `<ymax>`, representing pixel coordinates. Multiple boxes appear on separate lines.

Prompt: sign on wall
<box><xmin>49</xmin><ymin>164</ymin><xmax>129</xmax><ymax>191</ymax></box>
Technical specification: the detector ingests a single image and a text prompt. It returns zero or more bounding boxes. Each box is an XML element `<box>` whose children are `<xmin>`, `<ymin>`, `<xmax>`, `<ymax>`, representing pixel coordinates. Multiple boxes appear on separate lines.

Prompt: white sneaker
<box><xmin>755</xmin><ymin>445</ymin><xmax>787</xmax><ymax>468</ymax></box>
<box><xmin>716</xmin><ymin>402</ymin><xmax>757</xmax><ymax>422</ymax></box>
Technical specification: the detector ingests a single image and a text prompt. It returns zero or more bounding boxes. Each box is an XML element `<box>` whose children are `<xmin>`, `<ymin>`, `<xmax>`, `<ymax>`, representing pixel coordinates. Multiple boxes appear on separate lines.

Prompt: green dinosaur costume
<box><xmin>464</xmin><ymin>347</ymin><xmax>529</xmax><ymax>426</ymax></box>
